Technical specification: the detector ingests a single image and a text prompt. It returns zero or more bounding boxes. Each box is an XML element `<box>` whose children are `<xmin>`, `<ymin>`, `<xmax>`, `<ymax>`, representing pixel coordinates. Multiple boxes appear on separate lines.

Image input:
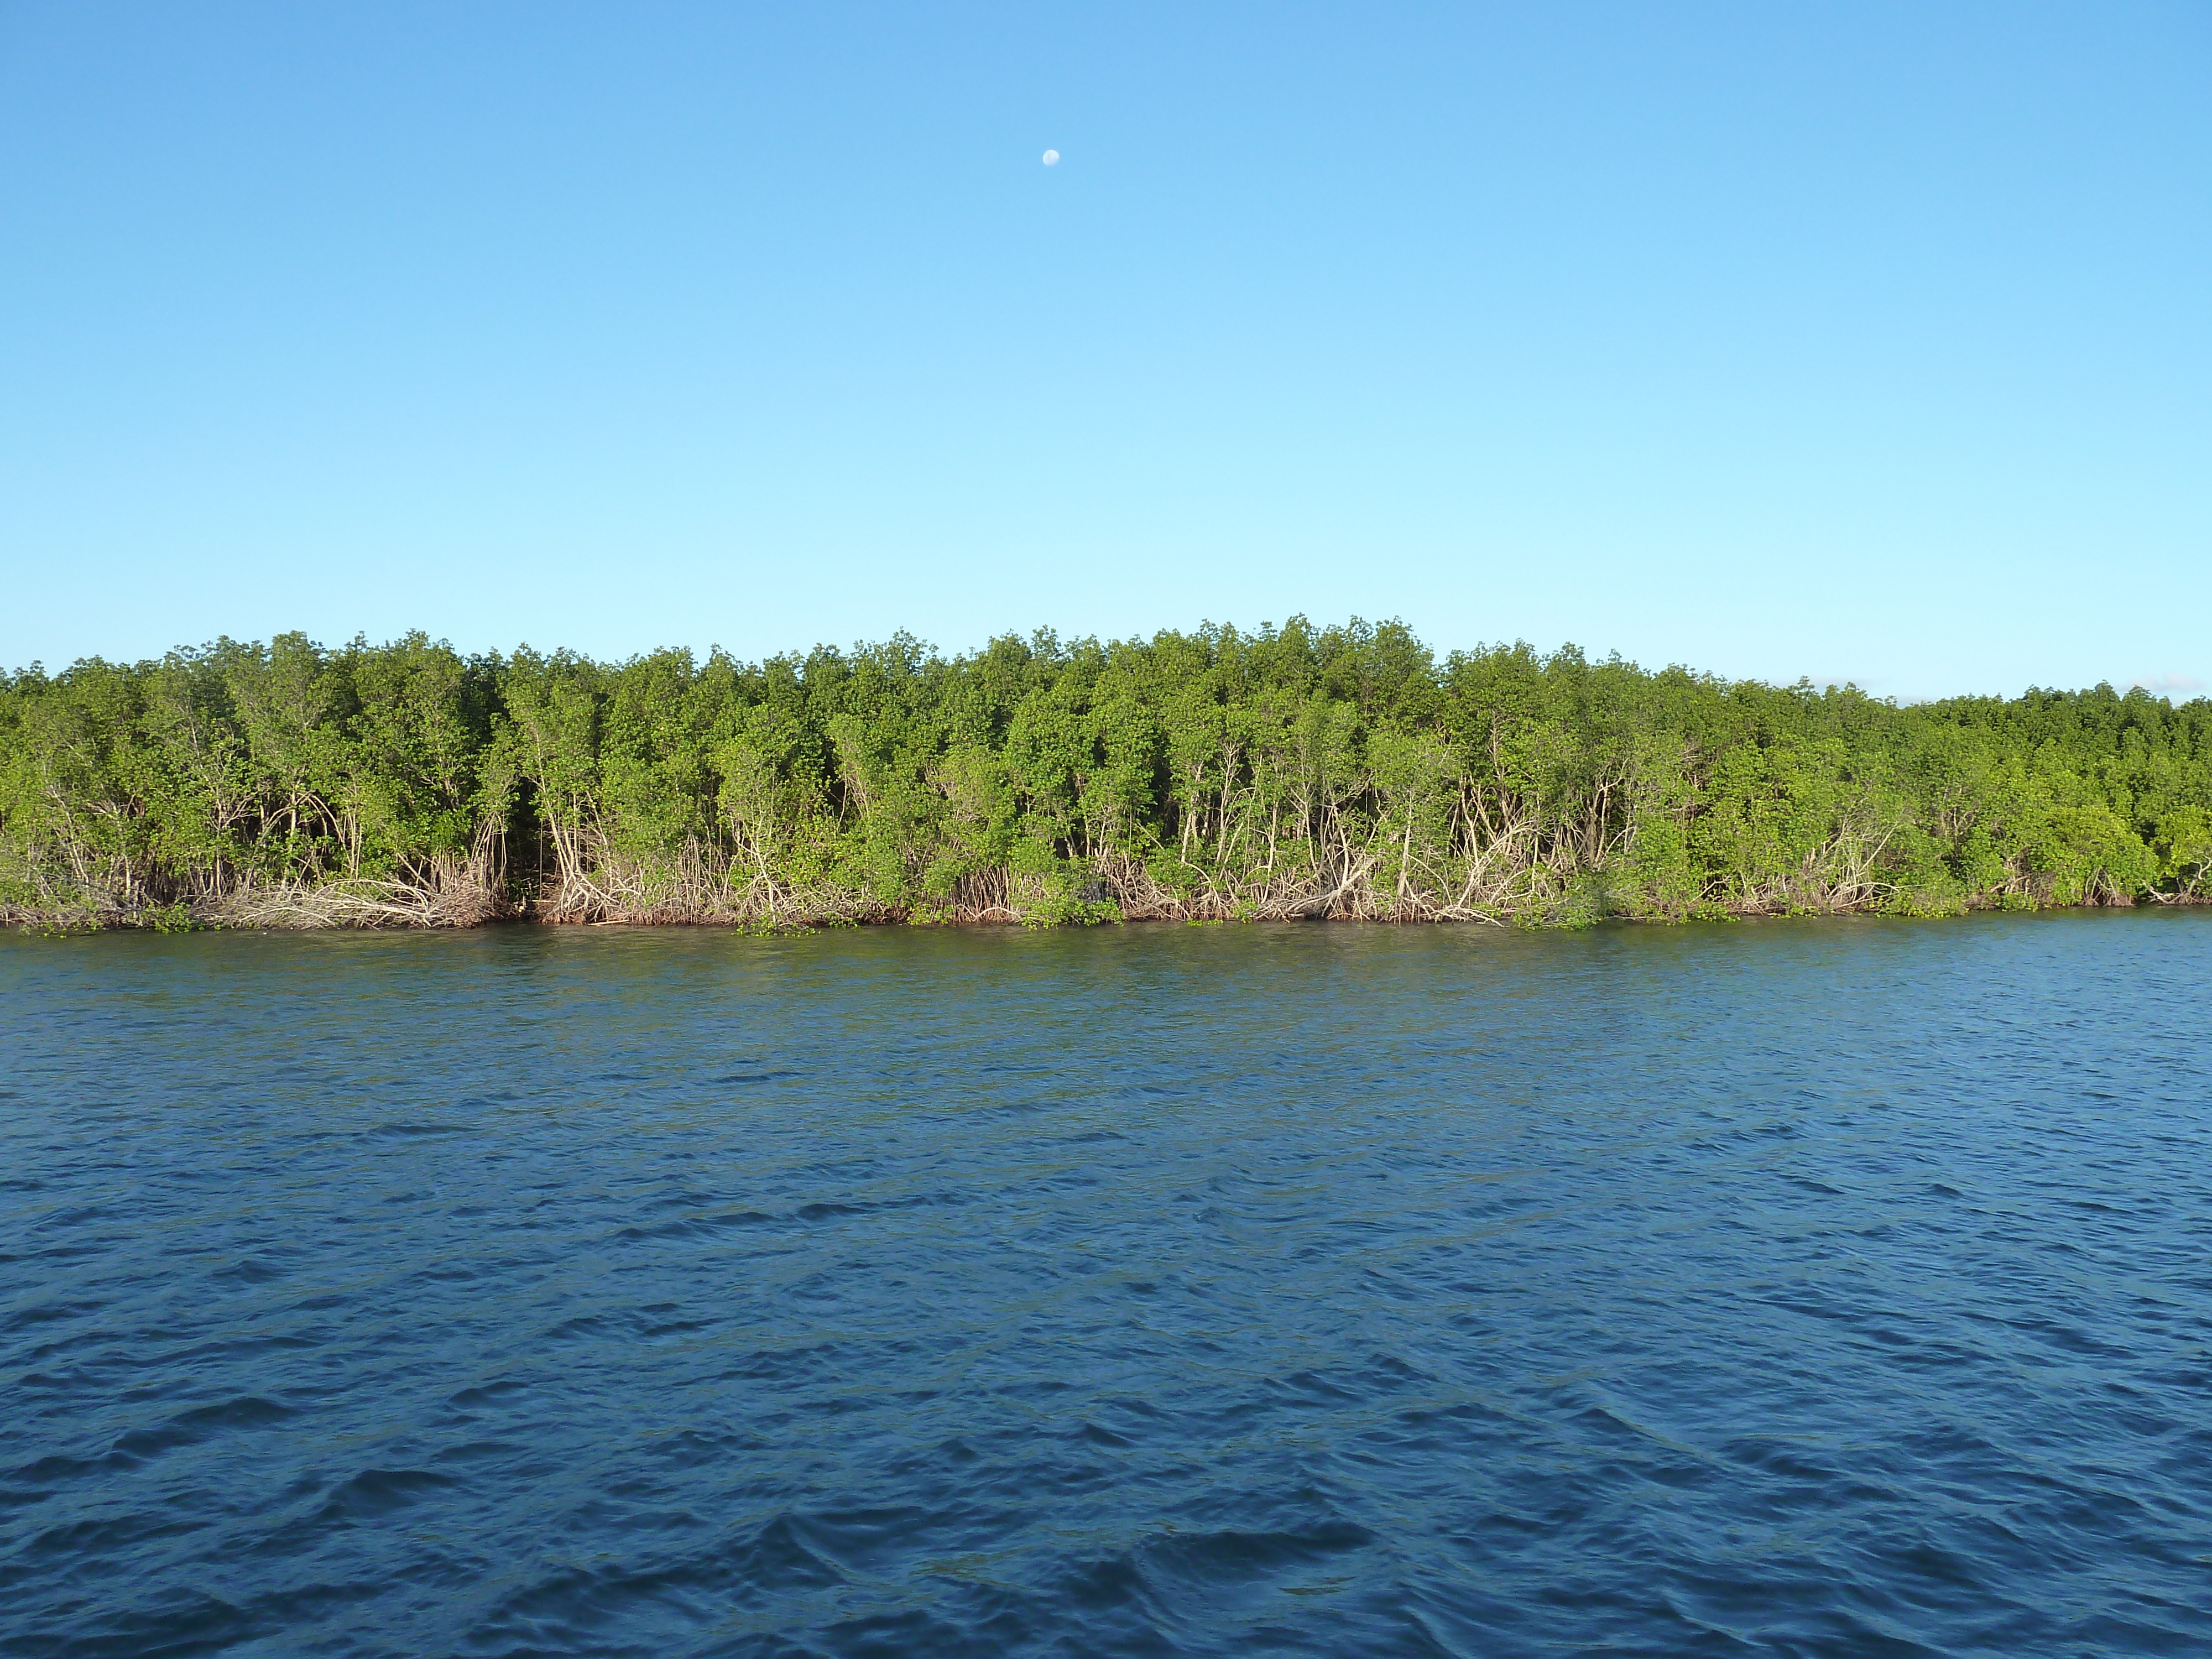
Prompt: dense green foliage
<box><xmin>4</xmin><ymin>622</ymin><xmax>2208</xmax><ymax>928</ymax></box>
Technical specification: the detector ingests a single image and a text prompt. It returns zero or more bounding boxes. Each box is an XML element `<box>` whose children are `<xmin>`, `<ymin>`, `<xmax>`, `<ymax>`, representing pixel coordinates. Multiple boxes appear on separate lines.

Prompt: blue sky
<box><xmin>3</xmin><ymin>3</ymin><xmax>2206</xmax><ymax>698</ymax></box>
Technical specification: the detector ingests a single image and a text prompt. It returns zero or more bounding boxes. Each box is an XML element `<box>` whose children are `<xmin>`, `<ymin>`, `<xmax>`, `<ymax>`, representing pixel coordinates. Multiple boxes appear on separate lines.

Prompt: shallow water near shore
<box><xmin>3</xmin><ymin>914</ymin><xmax>2209</xmax><ymax>1657</ymax></box>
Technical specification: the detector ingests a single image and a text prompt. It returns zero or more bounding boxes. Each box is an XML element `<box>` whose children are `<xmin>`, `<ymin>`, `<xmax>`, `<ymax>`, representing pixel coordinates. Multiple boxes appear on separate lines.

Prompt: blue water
<box><xmin>3</xmin><ymin>916</ymin><xmax>2209</xmax><ymax>1657</ymax></box>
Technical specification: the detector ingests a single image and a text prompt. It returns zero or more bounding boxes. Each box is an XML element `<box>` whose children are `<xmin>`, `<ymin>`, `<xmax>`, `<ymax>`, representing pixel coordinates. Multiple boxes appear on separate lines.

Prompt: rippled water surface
<box><xmin>4</xmin><ymin>916</ymin><xmax>2210</xmax><ymax>1657</ymax></box>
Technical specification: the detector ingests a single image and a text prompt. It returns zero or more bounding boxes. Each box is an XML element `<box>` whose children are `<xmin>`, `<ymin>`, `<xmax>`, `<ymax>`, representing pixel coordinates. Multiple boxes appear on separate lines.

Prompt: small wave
<box><xmin>315</xmin><ymin>1466</ymin><xmax>460</xmax><ymax>1521</ymax></box>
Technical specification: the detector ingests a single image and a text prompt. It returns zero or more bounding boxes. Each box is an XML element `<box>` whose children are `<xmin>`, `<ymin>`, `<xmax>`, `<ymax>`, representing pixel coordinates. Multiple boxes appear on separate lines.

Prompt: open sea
<box><xmin>2</xmin><ymin>914</ymin><xmax>2208</xmax><ymax>1657</ymax></box>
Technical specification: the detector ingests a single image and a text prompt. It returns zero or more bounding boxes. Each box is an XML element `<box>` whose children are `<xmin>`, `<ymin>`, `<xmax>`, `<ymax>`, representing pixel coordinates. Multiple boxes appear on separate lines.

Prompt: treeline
<box><xmin>3</xmin><ymin>620</ymin><xmax>2208</xmax><ymax>930</ymax></box>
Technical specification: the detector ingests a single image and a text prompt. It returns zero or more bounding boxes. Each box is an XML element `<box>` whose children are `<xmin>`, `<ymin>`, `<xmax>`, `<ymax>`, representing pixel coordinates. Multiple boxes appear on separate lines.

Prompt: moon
<box><xmin>1042</xmin><ymin>149</ymin><xmax>1060</xmax><ymax>166</ymax></box>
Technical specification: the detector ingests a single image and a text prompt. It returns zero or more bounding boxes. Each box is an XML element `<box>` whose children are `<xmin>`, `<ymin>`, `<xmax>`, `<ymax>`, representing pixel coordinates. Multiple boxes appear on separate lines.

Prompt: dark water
<box><xmin>3</xmin><ymin>917</ymin><xmax>2210</xmax><ymax>1658</ymax></box>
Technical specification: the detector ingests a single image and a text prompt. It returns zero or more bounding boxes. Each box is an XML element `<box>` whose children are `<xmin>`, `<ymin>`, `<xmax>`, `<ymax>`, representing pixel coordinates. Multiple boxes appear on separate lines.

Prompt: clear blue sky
<box><xmin>3</xmin><ymin>3</ymin><xmax>2206</xmax><ymax>698</ymax></box>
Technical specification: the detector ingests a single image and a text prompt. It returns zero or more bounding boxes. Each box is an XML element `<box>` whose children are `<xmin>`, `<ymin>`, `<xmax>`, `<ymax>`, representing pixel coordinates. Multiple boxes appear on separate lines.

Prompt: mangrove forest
<box><xmin>3</xmin><ymin>620</ymin><xmax>2207</xmax><ymax>930</ymax></box>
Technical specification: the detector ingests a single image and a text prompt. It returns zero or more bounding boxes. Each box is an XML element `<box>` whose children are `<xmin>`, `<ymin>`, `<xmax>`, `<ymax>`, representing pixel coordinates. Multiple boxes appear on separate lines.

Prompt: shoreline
<box><xmin>9</xmin><ymin>889</ymin><xmax>2200</xmax><ymax>936</ymax></box>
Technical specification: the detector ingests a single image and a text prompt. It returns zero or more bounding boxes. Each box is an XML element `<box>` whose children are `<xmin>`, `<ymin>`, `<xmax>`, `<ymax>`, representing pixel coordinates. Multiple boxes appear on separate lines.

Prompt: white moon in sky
<box><xmin>1042</xmin><ymin>149</ymin><xmax>1060</xmax><ymax>166</ymax></box>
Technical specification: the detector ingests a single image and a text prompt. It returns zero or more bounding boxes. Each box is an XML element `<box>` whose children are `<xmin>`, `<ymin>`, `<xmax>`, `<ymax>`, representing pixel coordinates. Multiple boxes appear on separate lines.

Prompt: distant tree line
<box><xmin>3</xmin><ymin>620</ymin><xmax>2207</xmax><ymax>930</ymax></box>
